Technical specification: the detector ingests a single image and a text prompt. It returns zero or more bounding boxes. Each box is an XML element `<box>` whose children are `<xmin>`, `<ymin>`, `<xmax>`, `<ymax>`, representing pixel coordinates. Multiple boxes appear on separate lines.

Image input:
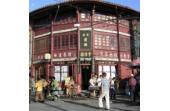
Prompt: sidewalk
<box><xmin>58</xmin><ymin>93</ymin><xmax>140</xmax><ymax>108</ymax></box>
<box><xmin>59</xmin><ymin>95</ymin><xmax>140</xmax><ymax>111</ymax></box>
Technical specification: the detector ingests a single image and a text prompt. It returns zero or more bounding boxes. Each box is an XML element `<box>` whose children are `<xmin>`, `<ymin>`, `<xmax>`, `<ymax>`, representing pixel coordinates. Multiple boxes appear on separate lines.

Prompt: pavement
<box><xmin>30</xmin><ymin>94</ymin><xmax>140</xmax><ymax>111</ymax></box>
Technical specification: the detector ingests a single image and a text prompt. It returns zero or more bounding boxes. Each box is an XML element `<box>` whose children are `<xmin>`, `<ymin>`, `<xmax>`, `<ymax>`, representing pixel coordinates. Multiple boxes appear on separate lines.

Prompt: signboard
<box><xmin>80</xmin><ymin>30</ymin><xmax>91</xmax><ymax>49</ymax></box>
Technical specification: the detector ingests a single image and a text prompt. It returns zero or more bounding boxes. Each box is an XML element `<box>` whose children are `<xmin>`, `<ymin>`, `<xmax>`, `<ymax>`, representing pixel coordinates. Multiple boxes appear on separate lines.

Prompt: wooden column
<box><xmin>50</xmin><ymin>20</ymin><xmax>54</xmax><ymax>77</ymax></box>
<box><xmin>76</xmin><ymin>9</ymin><xmax>81</xmax><ymax>85</ymax></box>
<box><xmin>46</xmin><ymin>64</ymin><xmax>50</xmax><ymax>81</ymax></box>
<box><xmin>116</xmin><ymin>6</ymin><xmax>121</xmax><ymax>77</ymax></box>
<box><xmin>91</xmin><ymin>7</ymin><xmax>95</xmax><ymax>74</ymax></box>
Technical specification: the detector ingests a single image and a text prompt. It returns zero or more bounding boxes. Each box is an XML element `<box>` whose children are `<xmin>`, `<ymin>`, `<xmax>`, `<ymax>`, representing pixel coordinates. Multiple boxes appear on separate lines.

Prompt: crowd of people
<box><xmin>29</xmin><ymin>75</ymin><xmax>82</xmax><ymax>103</ymax></box>
<box><xmin>29</xmin><ymin>71</ymin><xmax>140</xmax><ymax>110</ymax></box>
<box><xmin>88</xmin><ymin>73</ymin><xmax>118</xmax><ymax>99</ymax></box>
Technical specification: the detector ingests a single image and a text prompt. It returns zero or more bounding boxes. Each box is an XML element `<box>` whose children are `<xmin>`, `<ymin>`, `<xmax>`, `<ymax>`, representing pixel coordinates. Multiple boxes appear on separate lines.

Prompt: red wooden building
<box><xmin>29</xmin><ymin>0</ymin><xmax>139</xmax><ymax>90</ymax></box>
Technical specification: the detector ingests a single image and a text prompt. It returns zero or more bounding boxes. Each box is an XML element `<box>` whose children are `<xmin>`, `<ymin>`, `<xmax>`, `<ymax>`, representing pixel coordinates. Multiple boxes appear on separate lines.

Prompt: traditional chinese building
<box><xmin>29</xmin><ymin>0</ymin><xmax>140</xmax><ymax>90</ymax></box>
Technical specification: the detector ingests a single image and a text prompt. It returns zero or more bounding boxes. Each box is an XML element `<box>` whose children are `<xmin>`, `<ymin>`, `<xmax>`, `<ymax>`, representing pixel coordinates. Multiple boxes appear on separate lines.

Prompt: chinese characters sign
<box><xmin>80</xmin><ymin>30</ymin><xmax>91</xmax><ymax>49</ymax></box>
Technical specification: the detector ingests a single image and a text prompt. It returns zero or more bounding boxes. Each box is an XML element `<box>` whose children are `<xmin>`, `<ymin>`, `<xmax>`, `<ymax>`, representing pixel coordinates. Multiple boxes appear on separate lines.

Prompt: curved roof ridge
<box><xmin>30</xmin><ymin>0</ymin><xmax>139</xmax><ymax>14</ymax></box>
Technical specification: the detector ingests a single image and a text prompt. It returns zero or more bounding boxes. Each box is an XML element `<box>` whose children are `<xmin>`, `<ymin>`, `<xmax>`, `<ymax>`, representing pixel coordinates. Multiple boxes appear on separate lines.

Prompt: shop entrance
<box><xmin>81</xmin><ymin>65</ymin><xmax>91</xmax><ymax>90</ymax></box>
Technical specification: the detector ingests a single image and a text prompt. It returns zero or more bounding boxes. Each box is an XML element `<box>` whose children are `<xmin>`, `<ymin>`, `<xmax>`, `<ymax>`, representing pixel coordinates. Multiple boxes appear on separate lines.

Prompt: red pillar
<box><xmin>50</xmin><ymin>20</ymin><xmax>54</xmax><ymax>77</ymax></box>
<box><xmin>46</xmin><ymin>64</ymin><xmax>50</xmax><ymax>81</ymax></box>
<box><xmin>91</xmin><ymin>7</ymin><xmax>95</xmax><ymax>74</ymax></box>
<box><xmin>116</xmin><ymin>7</ymin><xmax>121</xmax><ymax>77</ymax></box>
<box><xmin>76</xmin><ymin>9</ymin><xmax>81</xmax><ymax>86</ymax></box>
<box><xmin>38</xmin><ymin>66</ymin><xmax>41</xmax><ymax>79</ymax></box>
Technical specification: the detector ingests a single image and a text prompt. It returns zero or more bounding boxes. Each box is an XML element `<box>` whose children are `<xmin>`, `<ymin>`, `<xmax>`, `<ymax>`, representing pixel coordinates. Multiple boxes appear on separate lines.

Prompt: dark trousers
<box><xmin>110</xmin><ymin>88</ymin><xmax>116</xmax><ymax>99</ymax></box>
<box><xmin>130</xmin><ymin>86</ymin><xmax>136</xmax><ymax>102</ymax></box>
<box><xmin>29</xmin><ymin>89</ymin><xmax>31</xmax><ymax>103</ymax></box>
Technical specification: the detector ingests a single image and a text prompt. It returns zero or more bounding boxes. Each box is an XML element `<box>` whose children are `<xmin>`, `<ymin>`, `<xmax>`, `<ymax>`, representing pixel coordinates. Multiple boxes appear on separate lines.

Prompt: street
<box><xmin>29</xmin><ymin>96</ymin><xmax>140</xmax><ymax>111</ymax></box>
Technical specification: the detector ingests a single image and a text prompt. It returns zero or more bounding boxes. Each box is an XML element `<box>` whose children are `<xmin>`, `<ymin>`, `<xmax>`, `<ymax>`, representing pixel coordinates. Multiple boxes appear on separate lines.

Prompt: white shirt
<box><xmin>101</xmin><ymin>78</ymin><xmax>110</xmax><ymax>92</ymax></box>
<box><xmin>97</xmin><ymin>77</ymin><xmax>102</xmax><ymax>87</ymax></box>
<box><xmin>89</xmin><ymin>78</ymin><xmax>95</xmax><ymax>86</ymax></box>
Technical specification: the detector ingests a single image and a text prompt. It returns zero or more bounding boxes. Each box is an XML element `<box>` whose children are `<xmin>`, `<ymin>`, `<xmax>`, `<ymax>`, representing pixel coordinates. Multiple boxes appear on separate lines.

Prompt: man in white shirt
<box><xmin>98</xmin><ymin>72</ymin><xmax>110</xmax><ymax>110</ymax></box>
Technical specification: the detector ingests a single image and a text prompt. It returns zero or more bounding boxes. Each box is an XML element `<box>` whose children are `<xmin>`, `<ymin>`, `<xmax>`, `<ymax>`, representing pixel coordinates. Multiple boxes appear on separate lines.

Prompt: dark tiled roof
<box><xmin>30</xmin><ymin>0</ymin><xmax>139</xmax><ymax>17</ymax></box>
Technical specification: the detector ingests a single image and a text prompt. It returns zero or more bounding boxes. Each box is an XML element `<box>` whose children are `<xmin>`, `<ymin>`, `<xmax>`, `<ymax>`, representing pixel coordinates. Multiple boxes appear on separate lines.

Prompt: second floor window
<box><xmin>54</xmin><ymin>33</ymin><xmax>78</xmax><ymax>49</ymax></box>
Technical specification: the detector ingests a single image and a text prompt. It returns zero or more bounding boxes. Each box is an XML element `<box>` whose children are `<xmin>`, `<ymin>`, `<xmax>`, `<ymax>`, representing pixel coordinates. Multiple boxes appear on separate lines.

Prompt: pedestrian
<box><xmin>110</xmin><ymin>77</ymin><xmax>116</xmax><ymax>100</ymax></box>
<box><xmin>97</xmin><ymin>75</ymin><xmax>102</xmax><ymax>87</ymax></box>
<box><xmin>67</xmin><ymin>76</ymin><xmax>75</xmax><ymax>97</ymax></box>
<box><xmin>89</xmin><ymin>74</ymin><xmax>96</xmax><ymax>97</ymax></box>
<box><xmin>128</xmin><ymin>74</ymin><xmax>137</xmax><ymax>102</ymax></box>
<box><xmin>114</xmin><ymin>77</ymin><xmax>120</xmax><ymax>94</ymax></box>
<box><xmin>41</xmin><ymin>76</ymin><xmax>48</xmax><ymax>99</ymax></box>
<box><xmin>64</xmin><ymin>76</ymin><xmax>70</xmax><ymax>96</ymax></box>
<box><xmin>29</xmin><ymin>73</ymin><xmax>32</xmax><ymax>103</ymax></box>
<box><xmin>34</xmin><ymin>77</ymin><xmax>46</xmax><ymax>102</ymax></box>
<box><xmin>50</xmin><ymin>76</ymin><xmax>58</xmax><ymax>100</ymax></box>
<box><xmin>97</xmin><ymin>75</ymin><xmax>102</xmax><ymax>96</ymax></box>
<box><xmin>98</xmin><ymin>72</ymin><xmax>110</xmax><ymax>110</ymax></box>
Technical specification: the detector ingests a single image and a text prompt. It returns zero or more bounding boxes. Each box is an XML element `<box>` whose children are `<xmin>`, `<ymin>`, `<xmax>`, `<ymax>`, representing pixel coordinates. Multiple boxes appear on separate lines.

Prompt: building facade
<box><xmin>29</xmin><ymin>0</ymin><xmax>140</xmax><ymax>90</ymax></box>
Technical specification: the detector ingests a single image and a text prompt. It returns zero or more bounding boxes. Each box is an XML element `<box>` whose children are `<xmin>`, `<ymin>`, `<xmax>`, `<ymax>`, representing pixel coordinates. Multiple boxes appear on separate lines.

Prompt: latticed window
<box><xmin>35</xmin><ymin>36</ymin><xmax>50</xmax><ymax>54</ymax></box>
<box><xmin>119</xmin><ymin>36</ymin><xmax>130</xmax><ymax>51</ymax></box>
<box><xmin>54</xmin><ymin>35</ymin><xmax>61</xmax><ymax>49</ymax></box>
<box><xmin>94</xmin><ymin>34</ymin><xmax>117</xmax><ymax>50</ymax></box>
<box><xmin>61</xmin><ymin>35</ymin><xmax>67</xmax><ymax>48</ymax></box>
<box><xmin>54</xmin><ymin>33</ymin><xmax>77</xmax><ymax>49</ymax></box>
<box><xmin>69</xmin><ymin>34</ymin><xmax>73</xmax><ymax>48</ymax></box>
<box><xmin>73</xmin><ymin>34</ymin><xmax>78</xmax><ymax>48</ymax></box>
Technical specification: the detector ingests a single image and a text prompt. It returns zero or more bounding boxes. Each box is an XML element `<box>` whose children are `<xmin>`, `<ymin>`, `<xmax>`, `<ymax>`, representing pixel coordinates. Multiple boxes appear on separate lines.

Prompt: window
<box><xmin>35</xmin><ymin>37</ymin><xmax>50</xmax><ymax>54</ymax></box>
<box><xmin>54</xmin><ymin>66</ymin><xmax>68</xmax><ymax>82</ymax></box>
<box><xmin>98</xmin><ymin>65</ymin><xmax>116</xmax><ymax>79</ymax></box>
<box><xmin>54</xmin><ymin>35</ymin><xmax>61</xmax><ymax>49</ymax></box>
<box><xmin>69</xmin><ymin>34</ymin><xmax>74</xmax><ymax>48</ymax></box>
<box><xmin>120</xmin><ymin>37</ymin><xmax>130</xmax><ymax>51</ymax></box>
<box><xmin>69</xmin><ymin>33</ymin><xmax>77</xmax><ymax>49</ymax></box>
<box><xmin>61</xmin><ymin>35</ymin><xmax>67</xmax><ymax>48</ymax></box>
<box><xmin>73</xmin><ymin>34</ymin><xmax>78</xmax><ymax>48</ymax></box>
<box><xmin>94</xmin><ymin>34</ymin><xmax>117</xmax><ymax>50</ymax></box>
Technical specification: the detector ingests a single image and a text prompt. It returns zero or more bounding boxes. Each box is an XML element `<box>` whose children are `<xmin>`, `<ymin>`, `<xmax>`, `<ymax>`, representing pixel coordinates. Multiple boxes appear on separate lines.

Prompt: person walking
<box><xmin>98</xmin><ymin>72</ymin><xmax>110</xmax><ymax>110</ymax></box>
<box><xmin>128</xmin><ymin>74</ymin><xmax>137</xmax><ymax>102</ymax></box>
<box><xmin>110</xmin><ymin>77</ymin><xmax>116</xmax><ymax>100</ymax></box>
<box><xmin>50</xmin><ymin>76</ymin><xmax>58</xmax><ymax>100</ymax></box>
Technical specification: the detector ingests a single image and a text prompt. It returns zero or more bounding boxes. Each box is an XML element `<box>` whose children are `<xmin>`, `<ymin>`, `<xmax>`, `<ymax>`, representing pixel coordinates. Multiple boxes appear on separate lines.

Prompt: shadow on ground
<box><xmin>42</xmin><ymin>102</ymin><xmax>69</xmax><ymax>111</ymax></box>
<box><xmin>63</xmin><ymin>100</ymin><xmax>99</xmax><ymax>109</ymax></box>
<box><xmin>112</xmin><ymin>98</ymin><xmax>140</xmax><ymax>106</ymax></box>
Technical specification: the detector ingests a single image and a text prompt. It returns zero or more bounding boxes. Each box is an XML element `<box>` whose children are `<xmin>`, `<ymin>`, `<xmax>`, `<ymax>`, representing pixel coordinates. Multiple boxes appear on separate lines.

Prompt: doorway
<box><xmin>81</xmin><ymin>65</ymin><xmax>91</xmax><ymax>90</ymax></box>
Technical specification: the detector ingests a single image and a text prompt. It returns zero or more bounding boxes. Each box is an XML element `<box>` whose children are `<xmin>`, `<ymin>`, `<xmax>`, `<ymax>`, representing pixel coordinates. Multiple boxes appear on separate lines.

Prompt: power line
<box><xmin>54</xmin><ymin>5</ymin><xmax>60</xmax><ymax>22</ymax></box>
